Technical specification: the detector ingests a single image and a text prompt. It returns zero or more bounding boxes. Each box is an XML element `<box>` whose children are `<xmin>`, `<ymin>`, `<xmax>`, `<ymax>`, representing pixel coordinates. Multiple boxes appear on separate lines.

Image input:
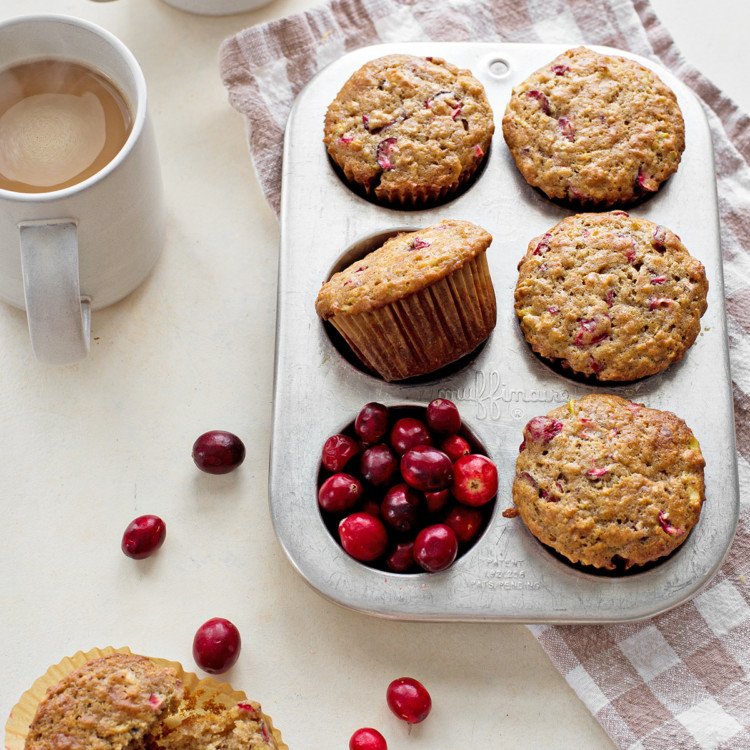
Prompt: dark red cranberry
<box><xmin>192</xmin><ymin>617</ymin><xmax>241</xmax><ymax>674</ymax></box>
<box><xmin>192</xmin><ymin>430</ymin><xmax>246</xmax><ymax>474</ymax></box>
<box><xmin>389</xmin><ymin>417</ymin><xmax>432</xmax><ymax>456</ymax></box>
<box><xmin>423</xmin><ymin>488</ymin><xmax>451</xmax><ymax>515</ymax></box>
<box><xmin>400</xmin><ymin>446</ymin><xmax>454</xmax><ymax>492</ymax></box>
<box><xmin>350</xmin><ymin>727</ymin><xmax>388</xmax><ymax>750</ymax></box>
<box><xmin>439</xmin><ymin>434</ymin><xmax>471</xmax><ymax>462</ymax></box>
<box><xmin>318</xmin><ymin>473</ymin><xmax>362</xmax><ymax>513</ymax></box>
<box><xmin>426</xmin><ymin>398</ymin><xmax>461</xmax><ymax>435</ymax></box>
<box><xmin>452</xmin><ymin>454</ymin><xmax>498</xmax><ymax>507</ymax></box>
<box><xmin>321</xmin><ymin>434</ymin><xmax>360</xmax><ymax>472</ymax></box>
<box><xmin>338</xmin><ymin>513</ymin><xmax>388</xmax><ymax>562</ymax></box>
<box><xmin>413</xmin><ymin>524</ymin><xmax>458</xmax><ymax>572</ymax></box>
<box><xmin>121</xmin><ymin>514</ymin><xmax>166</xmax><ymax>559</ymax></box>
<box><xmin>444</xmin><ymin>504</ymin><xmax>483</xmax><ymax>544</ymax></box>
<box><xmin>386</xmin><ymin>677</ymin><xmax>432</xmax><ymax>724</ymax></box>
<box><xmin>386</xmin><ymin>541</ymin><xmax>416</xmax><ymax>573</ymax></box>
<box><xmin>381</xmin><ymin>484</ymin><xmax>422</xmax><ymax>533</ymax></box>
<box><xmin>361</xmin><ymin>497</ymin><xmax>381</xmax><ymax>518</ymax></box>
<box><xmin>354</xmin><ymin>402</ymin><xmax>389</xmax><ymax>444</ymax></box>
<box><xmin>360</xmin><ymin>444</ymin><xmax>398</xmax><ymax>486</ymax></box>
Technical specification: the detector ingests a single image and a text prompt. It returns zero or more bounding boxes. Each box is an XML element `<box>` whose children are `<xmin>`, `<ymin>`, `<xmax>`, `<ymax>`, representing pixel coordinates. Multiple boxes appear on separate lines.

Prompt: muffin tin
<box><xmin>270</xmin><ymin>42</ymin><xmax>739</xmax><ymax>622</ymax></box>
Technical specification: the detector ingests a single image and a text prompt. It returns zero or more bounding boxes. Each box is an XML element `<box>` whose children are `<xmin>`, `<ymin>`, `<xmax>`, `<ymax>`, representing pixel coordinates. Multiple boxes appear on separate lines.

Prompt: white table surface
<box><xmin>0</xmin><ymin>2</ymin><xmax>745</xmax><ymax>749</ymax></box>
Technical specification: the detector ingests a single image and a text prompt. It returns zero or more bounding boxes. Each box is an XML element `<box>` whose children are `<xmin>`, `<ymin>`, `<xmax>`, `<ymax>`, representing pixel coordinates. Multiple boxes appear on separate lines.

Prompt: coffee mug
<box><xmin>0</xmin><ymin>14</ymin><xmax>164</xmax><ymax>365</ymax></box>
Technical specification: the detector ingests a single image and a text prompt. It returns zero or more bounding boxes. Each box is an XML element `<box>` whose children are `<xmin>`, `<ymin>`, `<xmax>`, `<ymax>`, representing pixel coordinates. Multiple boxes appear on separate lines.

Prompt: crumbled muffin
<box><xmin>315</xmin><ymin>219</ymin><xmax>496</xmax><ymax>381</ymax></box>
<box><xmin>324</xmin><ymin>54</ymin><xmax>494</xmax><ymax>206</ymax></box>
<box><xmin>512</xmin><ymin>394</ymin><xmax>705</xmax><ymax>570</ymax></box>
<box><xmin>514</xmin><ymin>211</ymin><xmax>707</xmax><ymax>380</ymax></box>
<box><xmin>502</xmin><ymin>46</ymin><xmax>685</xmax><ymax>206</ymax></box>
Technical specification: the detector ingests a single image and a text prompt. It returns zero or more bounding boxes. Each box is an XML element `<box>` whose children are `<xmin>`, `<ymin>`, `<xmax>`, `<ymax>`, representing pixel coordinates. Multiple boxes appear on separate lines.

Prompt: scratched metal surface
<box><xmin>270</xmin><ymin>42</ymin><xmax>739</xmax><ymax>622</ymax></box>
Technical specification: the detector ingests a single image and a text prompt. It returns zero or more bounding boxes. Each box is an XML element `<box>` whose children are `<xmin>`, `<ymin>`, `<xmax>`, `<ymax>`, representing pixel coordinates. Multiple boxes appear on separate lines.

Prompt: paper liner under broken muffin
<box><xmin>5</xmin><ymin>646</ymin><xmax>287</xmax><ymax>750</ymax></box>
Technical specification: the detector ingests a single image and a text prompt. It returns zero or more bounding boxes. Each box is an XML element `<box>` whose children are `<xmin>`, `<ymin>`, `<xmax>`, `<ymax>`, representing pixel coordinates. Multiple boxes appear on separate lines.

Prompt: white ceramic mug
<box><xmin>0</xmin><ymin>14</ymin><xmax>165</xmax><ymax>365</ymax></box>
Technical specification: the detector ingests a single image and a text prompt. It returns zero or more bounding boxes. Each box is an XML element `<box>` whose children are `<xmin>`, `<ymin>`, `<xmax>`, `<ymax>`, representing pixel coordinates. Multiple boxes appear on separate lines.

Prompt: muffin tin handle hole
<box><xmin>488</xmin><ymin>58</ymin><xmax>511</xmax><ymax>78</ymax></box>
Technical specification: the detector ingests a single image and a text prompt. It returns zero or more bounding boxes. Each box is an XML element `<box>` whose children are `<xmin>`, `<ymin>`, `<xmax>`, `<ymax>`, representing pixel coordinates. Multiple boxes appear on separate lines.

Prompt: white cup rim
<box><xmin>0</xmin><ymin>13</ymin><xmax>148</xmax><ymax>203</ymax></box>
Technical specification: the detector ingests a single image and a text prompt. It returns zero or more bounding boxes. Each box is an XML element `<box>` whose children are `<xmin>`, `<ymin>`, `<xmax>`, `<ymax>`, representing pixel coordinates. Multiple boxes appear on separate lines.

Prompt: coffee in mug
<box><xmin>0</xmin><ymin>59</ymin><xmax>132</xmax><ymax>193</ymax></box>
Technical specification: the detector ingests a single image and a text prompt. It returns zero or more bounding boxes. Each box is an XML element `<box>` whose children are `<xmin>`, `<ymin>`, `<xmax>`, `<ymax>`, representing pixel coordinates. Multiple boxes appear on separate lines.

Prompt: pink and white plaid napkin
<box><xmin>219</xmin><ymin>1</ymin><xmax>750</xmax><ymax>747</ymax></box>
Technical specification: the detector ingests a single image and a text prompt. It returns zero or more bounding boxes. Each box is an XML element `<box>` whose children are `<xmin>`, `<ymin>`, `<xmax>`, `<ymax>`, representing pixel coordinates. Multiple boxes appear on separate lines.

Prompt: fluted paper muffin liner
<box><xmin>331</xmin><ymin>252</ymin><xmax>496</xmax><ymax>381</ymax></box>
<box><xmin>5</xmin><ymin>646</ymin><xmax>287</xmax><ymax>750</ymax></box>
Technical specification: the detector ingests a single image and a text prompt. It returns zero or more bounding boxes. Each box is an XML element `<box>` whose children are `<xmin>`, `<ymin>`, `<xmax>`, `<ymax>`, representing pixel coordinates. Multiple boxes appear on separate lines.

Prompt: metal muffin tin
<box><xmin>271</xmin><ymin>42</ymin><xmax>739</xmax><ymax>622</ymax></box>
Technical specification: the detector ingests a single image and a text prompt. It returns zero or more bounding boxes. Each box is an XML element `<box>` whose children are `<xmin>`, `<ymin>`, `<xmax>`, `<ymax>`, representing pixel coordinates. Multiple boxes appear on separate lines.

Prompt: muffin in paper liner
<box><xmin>316</xmin><ymin>219</ymin><xmax>497</xmax><ymax>382</ymax></box>
<box><xmin>5</xmin><ymin>646</ymin><xmax>287</xmax><ymax>750</ymax></box>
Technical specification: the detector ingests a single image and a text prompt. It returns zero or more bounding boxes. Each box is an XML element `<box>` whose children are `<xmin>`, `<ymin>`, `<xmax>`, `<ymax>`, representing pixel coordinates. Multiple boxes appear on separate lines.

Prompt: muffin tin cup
<box><xmin>271</xmin><ymin>42</ymin><xmax>739</xmax><ymax>623</ymax></box>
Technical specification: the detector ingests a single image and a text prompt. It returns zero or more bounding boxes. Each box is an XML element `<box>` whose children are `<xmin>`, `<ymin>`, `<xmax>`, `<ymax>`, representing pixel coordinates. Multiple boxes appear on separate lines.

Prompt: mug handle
<box><xmin>19</xmin><ymin>220</ymin><xmax>91</xmax><ymax>365</ymax></box>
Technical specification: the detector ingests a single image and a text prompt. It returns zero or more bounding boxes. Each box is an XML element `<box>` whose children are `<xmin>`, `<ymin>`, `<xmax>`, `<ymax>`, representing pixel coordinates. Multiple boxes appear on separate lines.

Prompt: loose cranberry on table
<box><xmin>317</xmin><ymin>473</ymin><xmax>363</xmax><ymax>513</ymax></box>
<box><xmin>354</xmin><ymin>402</ymin><xmax>389</xmax><ymax>444</ymax></box>
<box><xmin>192</xmin><ymin>430</ymin><xmax>246</xmax><ymax>474</ymax></box>
<box><xmin>452</xmin><ymin>453</ymin><xmax>498</xmax><ymax>507</ymax></box>
<box><xmin>386</xmin><ymin>677</ymin><xmax>432</xmax><ymax>724</ymax></box>
<box><xmin>350</xmin><ymin>727</ymin><xmax>387</xmax><ymax>750</ymax></box>
<box><xmin>338</xmin><ymin>513</ymin><xmax>389</xmax><ymax>562</ymax></box>
<box><xmin>426</xmin><ymin>398</ymin><xmax>461</xmax><ymax>435</ymax></box>
<box><xmin>192</xmin><ymin>617</ymin><xmax>241</xmax><ymax>674</ymax></box>
<box><xmin>400</xmin><ymin>445</ymin><xmax>454</xmax><ymax>492</ymax></box>
<box><xmin>121</xmin><ymin>514</ymin><xmax>166</xmax><ymax>559</ymax></box>
<box><xmin>389</xmin><ymin>417</ymin><xmax>432</xmax><ymax>456</ymax></box>
<box><xmin>413</xmin><ymin>524</ymin><xmax>458</xmax><ymax>572</ymax></box>
<box><xmin>321</xmin><ymin>433</ymin><xmax>360</xmax><ymax>472</ymax></box>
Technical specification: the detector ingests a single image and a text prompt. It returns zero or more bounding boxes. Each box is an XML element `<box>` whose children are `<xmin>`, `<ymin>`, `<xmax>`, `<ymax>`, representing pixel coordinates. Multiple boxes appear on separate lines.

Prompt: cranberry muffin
<box><xmin>512</xmin><ymin>394</ymin><xmax>705</xmax><ymax>570</ymax></box>
<box><xmin>324</xmin><ymin>54</ymin><xmax>494</xmax><ymax>206</ymax></box>
<box><xmin>502</xmin><ymin>46</ymin><xmax>685</xmax><ymax>206</ymax></box>
<box><xmin>514</xmin><ymin>211</ymin><xmax>707</xmax><ymax>380</ymax></box>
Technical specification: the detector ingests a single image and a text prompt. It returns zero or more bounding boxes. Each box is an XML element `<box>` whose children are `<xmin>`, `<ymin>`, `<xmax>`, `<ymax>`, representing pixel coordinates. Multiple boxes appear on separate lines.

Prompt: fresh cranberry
<box><xmin>361</xmin><ymin>497</ymin><xmax>381</xmax><ymax>518</ymax></box>
<box><xmin>350</xmin><ymin>727</ymin><xmax>387</xmax><ymax>750</ymax></box>
<box><xmin>381</xmin><ymin>484</ymin><xmax>422</xmax><ymax>533</ymax></box>
<box><xmin>386</xmin><ymin>541</ymin><xmax>416</xmax><ymax>573</ymax></box>
<box><xmin>360</xmin><ymin>444</ymin><xmax>398</xmax><ymax>486</ymax></box>
<box><xmin>401</xmin><ymin>446</ymin><xmax>453</xmax><ymax>492</ymax></box>
<box><xmin>426</xmin><ymin>398</ymin><xmax>461</xmax><ymax>435</ymax></box>
<box><xmin>355</xmin><ymin>402</ymin><xmax>389</xmax><ymax>444</ymax></box>
<box><xmin>439</xmin><ymin>434</ymin><xmax>471</xmax><ymax>463</ymax></box>
<box><xmin>444</xmin><ymin>504</ymin><xmax>483</xmax><ymax>544</ymax></box>
<box><xmin>192</xmin><ymin>430</ymin><xmax>246</xmax><ymax>474</ymax></box>
<box><xmin>386</xmin><ymin>677</ymin><xmax>432</xmax><ymax>724</ymax></box>
<box><xmin>423</xmin><ymin>488</ymin><xmax>451</xmax><ymax>515</ymax></box>
<box><xmin>413</xmin><ymin>524</ymin><xmax>458</xmax><ymax>572</ymax></box>
<box><xmin>452</xmin><ymin>454</ymin><xmax>498</xmax><ymax>507</ymax></box>
<box><xmin>338</xmin><ymin>513</ymin><xmax>388</xmax><ymax>562</ymax></box>
<box><xmin>321</xmin><ymin>434</ymin><xmax>360</xmax><ymax>472</ymax></box>
<box><xmin>390</xmin><ymin>417</ymin><xmax>432</xmax><ymax>456</ymax></box>
<box><xmin>524</xmin><ymin>416</ymin><xmax>563</xmax><ymax>444</ymax></box>
<box><xmin>192</xmin><ymin>617</ymin><xmax>241</xmax><ymax>674</ymax></box>
<box><xmin>318</xmin><ymin>473</ymin><xmax>362</xmax><ymax>513</ymax></box>
<box><xmin>121</xmin><ymin>514</ymin><xmax>166</xmax><ymax>559</ymax></box>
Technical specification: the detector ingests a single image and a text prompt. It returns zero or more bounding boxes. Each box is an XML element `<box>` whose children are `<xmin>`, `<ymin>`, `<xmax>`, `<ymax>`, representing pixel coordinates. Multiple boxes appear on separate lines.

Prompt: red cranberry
<box><xmin>444</xmin><ymin>504</ymin><xmax>483</xmax><ymax>544</ymax></box>
<box><xmin>389</xmin><ymin>417</ymin><xmax>432</xmax><ymax>456</ymax></box>
<box><xmin>386</xmin><ymin>677</ymin><xmax>432</xmax><ymax>724</ymax></box>
<box><xmin>413</xmin><ymin>524</ymin><xmax>458</xmax><ymax>572</ymax></box>
<box><xmin>192</xmin><ymin>617</ymin><xmax>241</xmax><ymax>674</ymax></box>
<box><xmin>361</xmin><ymin>497</ymin><xmax>381</xmax><ymax>518</ymax></box>
<box><xmin>192</xmin><ymin>430</ymin><xmax>245</xmax><ymax>474</ymax></box>
<box><xmin>321</xmin><ymin>434</ymin><xmax>360</xmax><ymax>472</ymax></box>
<box><xmin>318</xmin><ymin>473</ymin><xmax>362</xmax><ymax>513</ymax></box>
<box><xmin>426</xmin><ymin>398</ymin><xmax>461</xmax><ymax>435</ymax></box>
<box><xmin>380</xmin><ymin>484</ymin><xmax>422</xmax><ymax>533</ymax></box>
<box><xmin>439</xmin><ymin>434</ymin><xmax>471</xmax><ymax>463</ymax></box>
<box><xmin>350</xmin><ymin>727</ymin><xmax>387</xmax><ymax>750</ymax></box>
<box><xmin>355</xmin><ymin>402</ymin><xmax>389</xmax><ymax>444</ymax></box>
<box><xmin>360</xmin><ymin>444</ymin><xmax>398</xmax><ymax>486</ymax></box>
<box><xmin>386</xmin><ymin>541</ymin><xmax>416</xmax><ymax>573</ymax></box>
<box><xmin>338</xmin><ymin>513</ymin><xmax>388</xmax><ymax>562</ymax></box>
<box><xmin>452</xmin><ymin>454</ymin><xmax>498</xmax><ymax>507</ymax></box>
<box><xmin>400</xmin><ymin>446</ymin><xmax>454</xmax><ymax>492</ymax></box>
<box><xmin>424</xmin><ymin>488</ymin><xmax>451</xmax><ymax>515</ymax></box>
<box><xmin>121</xmin><ymin>514</ymin><xmax>166</xmax><ymax>559</ymax></box>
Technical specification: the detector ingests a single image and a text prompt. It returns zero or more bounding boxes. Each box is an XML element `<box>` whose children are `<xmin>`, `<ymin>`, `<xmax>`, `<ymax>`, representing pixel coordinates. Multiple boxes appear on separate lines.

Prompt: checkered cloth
<box><xmin>219</xmin><ymin>1</ymin><xmax>750</xmax><ymax>747</ymax></box>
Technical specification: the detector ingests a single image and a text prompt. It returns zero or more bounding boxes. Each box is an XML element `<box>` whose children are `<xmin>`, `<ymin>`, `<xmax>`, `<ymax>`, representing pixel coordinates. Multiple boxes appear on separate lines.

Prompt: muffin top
<box><xmin>324</xmin><ymin>54</ymin><xmax>494</xmax><ymax>203</ymax></box>
<box><xmin>512</xmin><ymin>394</ymin><xmax>705</xmax><ymax>570</ymax></box>
<box><xmin>514</xmin><ymin>211</ymin><xmax>707</xmax><ymax>380</ymax></box>
<box><xmin>24</xmin><ymin>653</ymin><xmax>182</xmax><ymax>750</ymax></box>
<box><xmin>502</xmin><ymin>46</ymin><xmax>685</xmax><ymax>206</ymax></box>
<box><xmin>315</xmin><ymin>219</ymin><xmax>493</xmax><ymax>319</ymax></box>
